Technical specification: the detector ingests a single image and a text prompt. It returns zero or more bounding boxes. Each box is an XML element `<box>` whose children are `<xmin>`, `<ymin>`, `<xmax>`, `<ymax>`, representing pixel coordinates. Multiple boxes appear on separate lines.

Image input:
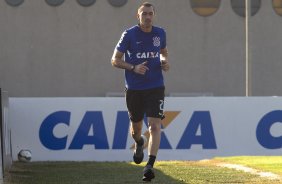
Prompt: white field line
<box><xmin>218</xmin><ymin>163</ymin><xmax>281</xmax><ymax>180</ymax></box>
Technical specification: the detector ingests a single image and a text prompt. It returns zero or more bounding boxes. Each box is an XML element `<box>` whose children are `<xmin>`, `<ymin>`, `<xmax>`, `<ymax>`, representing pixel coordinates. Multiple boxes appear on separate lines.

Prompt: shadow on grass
<box><xmin>4</xmin><ymin>161</ymin><xmax>185</xmax><ymax>184</ymax></box>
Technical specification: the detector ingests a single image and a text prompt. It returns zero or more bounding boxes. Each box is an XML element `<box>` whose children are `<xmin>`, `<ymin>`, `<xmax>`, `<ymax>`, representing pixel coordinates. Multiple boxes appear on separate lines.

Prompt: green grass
<box><xmin>4</xmin><ymin>157</ymin><xmax>282</xmax><ymax>184</ymax></box>
<box><xmin>215</xmin><ymin>156</ymin><xmax>282</xmax><ymax>175</ymax></box>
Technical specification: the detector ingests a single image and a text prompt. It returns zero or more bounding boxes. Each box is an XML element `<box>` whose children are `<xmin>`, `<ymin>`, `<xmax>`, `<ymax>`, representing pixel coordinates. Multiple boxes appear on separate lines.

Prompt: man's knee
<box><xmin>148</xmin><ymin>120</ymin><xmax>161</xmax><ymax>133</ymax></box>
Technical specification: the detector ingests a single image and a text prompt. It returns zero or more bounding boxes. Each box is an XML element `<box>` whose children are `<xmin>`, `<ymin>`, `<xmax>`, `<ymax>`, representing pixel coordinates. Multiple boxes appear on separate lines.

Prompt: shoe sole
<box><xmin>133</xmin><ymin>139</ymin><xmax>144</xmax><ymax>164</ymax></box>
<box><xmin>133</xmin><ymin>151</ymin><xmax>144</xmax><ymax>164</ymax></box>
<box><xmin>142</xmin><ymin>168</ymin><xmax>155</xmax><ymax>181</ymax></box>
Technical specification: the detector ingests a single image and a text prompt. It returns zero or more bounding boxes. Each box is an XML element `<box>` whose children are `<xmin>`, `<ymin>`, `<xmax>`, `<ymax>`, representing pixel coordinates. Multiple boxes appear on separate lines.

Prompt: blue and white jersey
<box><xmin>116</xmin><ymin>25</ymin><xmax>166</xmax><ymax>90</ymax></box>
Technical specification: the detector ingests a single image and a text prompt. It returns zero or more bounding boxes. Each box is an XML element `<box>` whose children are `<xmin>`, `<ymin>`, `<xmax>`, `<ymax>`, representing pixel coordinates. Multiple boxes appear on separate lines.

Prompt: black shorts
<box><xmin>125</xmin><ymin>87</ymin><xmax>165</xmax><ymax>123</ymax></box>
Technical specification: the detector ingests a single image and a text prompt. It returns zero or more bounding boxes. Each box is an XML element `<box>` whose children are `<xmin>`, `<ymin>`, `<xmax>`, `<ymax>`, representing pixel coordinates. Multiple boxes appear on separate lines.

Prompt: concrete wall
<box><xmin>0</xmin><ymin>0</ymin><xmax>280</xmax><ymax>97</ymax></box>
<box><xmin>250</xmin><ymin>0</ymin><xmax>282</xmax><ymax>96</ymax></box>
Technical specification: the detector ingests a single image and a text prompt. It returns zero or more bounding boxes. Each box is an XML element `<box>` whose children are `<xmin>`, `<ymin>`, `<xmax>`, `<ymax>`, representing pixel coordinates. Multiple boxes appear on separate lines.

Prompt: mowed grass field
<box><xmin>4</xmin><ymin>156</ymin><xmax>282</xmax><ymax>184</ymax></box>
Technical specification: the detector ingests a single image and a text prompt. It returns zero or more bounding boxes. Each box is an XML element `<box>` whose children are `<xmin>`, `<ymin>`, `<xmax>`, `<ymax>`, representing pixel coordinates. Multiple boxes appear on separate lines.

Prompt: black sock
<box><xmin>146</xmin><ymin>155</ymin><xmax>156</xmax><ymax>167</ymax></box>
<box><xmin>136</xmin><ymin>137</ymin><xmax>144</xmax><ymax>146</ymax></box>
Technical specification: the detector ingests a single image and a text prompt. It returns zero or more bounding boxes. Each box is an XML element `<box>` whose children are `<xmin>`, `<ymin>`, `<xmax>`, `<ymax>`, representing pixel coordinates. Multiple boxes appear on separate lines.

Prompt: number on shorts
<box><xmin>159</xmin><ymin>100</ymin><xmax>164</xmax><ymax>111</ymax></box>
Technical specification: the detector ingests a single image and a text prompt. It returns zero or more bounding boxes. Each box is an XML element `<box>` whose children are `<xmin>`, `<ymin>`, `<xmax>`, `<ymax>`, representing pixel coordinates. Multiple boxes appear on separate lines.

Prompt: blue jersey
<box><xmin>116</xmin><ymin>25</ymin><xmax>166</xmax><ymax>90</ymax></box>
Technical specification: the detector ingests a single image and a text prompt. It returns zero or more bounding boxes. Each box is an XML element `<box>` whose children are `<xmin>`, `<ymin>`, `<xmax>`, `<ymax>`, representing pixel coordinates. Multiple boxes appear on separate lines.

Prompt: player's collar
<box><xmin>137</xmin><ymin>23</ymin><xmax>153</xmax><ymax>33</ymax></box>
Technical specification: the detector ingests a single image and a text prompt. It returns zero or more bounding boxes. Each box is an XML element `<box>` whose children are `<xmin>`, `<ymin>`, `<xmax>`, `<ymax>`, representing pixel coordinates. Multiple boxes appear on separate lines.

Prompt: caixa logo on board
<box><xmin>39</xmin><ymin>110</ymin><xmax>282</xmax><ymax>150</ymax></box>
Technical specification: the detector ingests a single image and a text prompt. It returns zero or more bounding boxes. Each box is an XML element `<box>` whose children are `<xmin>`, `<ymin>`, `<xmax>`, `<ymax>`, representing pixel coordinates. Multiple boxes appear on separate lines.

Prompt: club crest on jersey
<box><xmin>153</xmin><ymin>36</ymin><xmax>160</xmax><ymax>47</ymax></box>
<box><xmin>136</xmin><ymin>52</ymin><xmax>159</xmax><ymax>59</ymax></box>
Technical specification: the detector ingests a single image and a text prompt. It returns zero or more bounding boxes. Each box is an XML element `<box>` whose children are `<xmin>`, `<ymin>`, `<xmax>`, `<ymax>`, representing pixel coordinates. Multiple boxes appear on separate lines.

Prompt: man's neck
<box><xmin>139</xmin><ymin>24</ymin><xmax>152</xmax><ymax>33</ymax></box>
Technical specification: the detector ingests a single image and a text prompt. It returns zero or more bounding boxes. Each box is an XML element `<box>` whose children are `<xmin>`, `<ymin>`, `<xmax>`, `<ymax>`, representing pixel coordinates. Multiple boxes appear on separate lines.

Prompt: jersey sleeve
<box><xmin>161</xmin><ymin>29</ymin><xmax>167</xmax><ymax>49</ymax></box>
<box><xmin>115</xmin><ymin>31</ymin><xmax>129</xmax><ymax>53</ymax></box>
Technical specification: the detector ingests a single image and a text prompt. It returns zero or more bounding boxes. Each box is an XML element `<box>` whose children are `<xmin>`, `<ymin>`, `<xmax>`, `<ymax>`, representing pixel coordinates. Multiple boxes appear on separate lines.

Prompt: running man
<box><xmin>111</xmin><ymin>2</ymin><xmax>169</xmax><ymax>182</ymax></box>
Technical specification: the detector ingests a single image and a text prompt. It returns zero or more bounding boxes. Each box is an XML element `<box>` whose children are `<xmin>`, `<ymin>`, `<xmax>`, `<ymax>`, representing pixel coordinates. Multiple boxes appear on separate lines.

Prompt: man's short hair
<box><xmin>138</xmin><ymin>2</ymin><xmax>155</xmax><ymax>13</ymax></box>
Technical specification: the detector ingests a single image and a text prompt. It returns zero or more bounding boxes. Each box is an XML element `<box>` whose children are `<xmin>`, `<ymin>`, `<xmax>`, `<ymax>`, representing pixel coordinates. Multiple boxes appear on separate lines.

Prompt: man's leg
<box><xmin>143</xmin><ymin>117</ymin><xmax>161</xmax><ymax>181</ymax></box>
<box><xmin>147</xmin><ymin>117</ymin><xmax>161</xmax><ymax>157</ymax></box>
<box><xmin>130</xmin><ymin>120</ymin><xmax>143</xmax><ymax>142</ymax></box>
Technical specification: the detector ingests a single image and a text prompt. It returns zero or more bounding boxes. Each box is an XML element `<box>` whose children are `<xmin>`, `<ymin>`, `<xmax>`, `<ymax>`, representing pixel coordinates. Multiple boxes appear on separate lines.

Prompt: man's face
<box><xmin>137</xmin><ymin>6</ymin><xmax>155</xmax><ymax>28</ymax></box>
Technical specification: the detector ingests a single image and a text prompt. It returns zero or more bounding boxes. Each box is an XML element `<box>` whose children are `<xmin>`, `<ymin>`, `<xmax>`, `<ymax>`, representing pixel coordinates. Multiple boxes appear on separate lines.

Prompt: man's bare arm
<box><xmin>111</xmin><ymin>49</ymin><xmax>149</xmax><ymax>75</ymax></box>
<box><xmin>111</xmin><ymin>49</ymin><xmax>134</xmax><ymax>71</ymax></box>
<box><xmin>160</xmin><ymin>47</ymin><xmax>169</xmax><ymax>72</ymax></box>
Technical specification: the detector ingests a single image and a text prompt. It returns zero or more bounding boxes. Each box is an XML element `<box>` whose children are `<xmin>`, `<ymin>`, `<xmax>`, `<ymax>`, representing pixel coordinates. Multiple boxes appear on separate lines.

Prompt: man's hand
<box><xmin>134</xmin><ymin>61</ymin><xmax>149</xmax><ymax>75</ymax></box>
<box><xmin>161</xmin><ymin>60</ymin><xmax>169</xmax><ymax>72</ymax></box>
